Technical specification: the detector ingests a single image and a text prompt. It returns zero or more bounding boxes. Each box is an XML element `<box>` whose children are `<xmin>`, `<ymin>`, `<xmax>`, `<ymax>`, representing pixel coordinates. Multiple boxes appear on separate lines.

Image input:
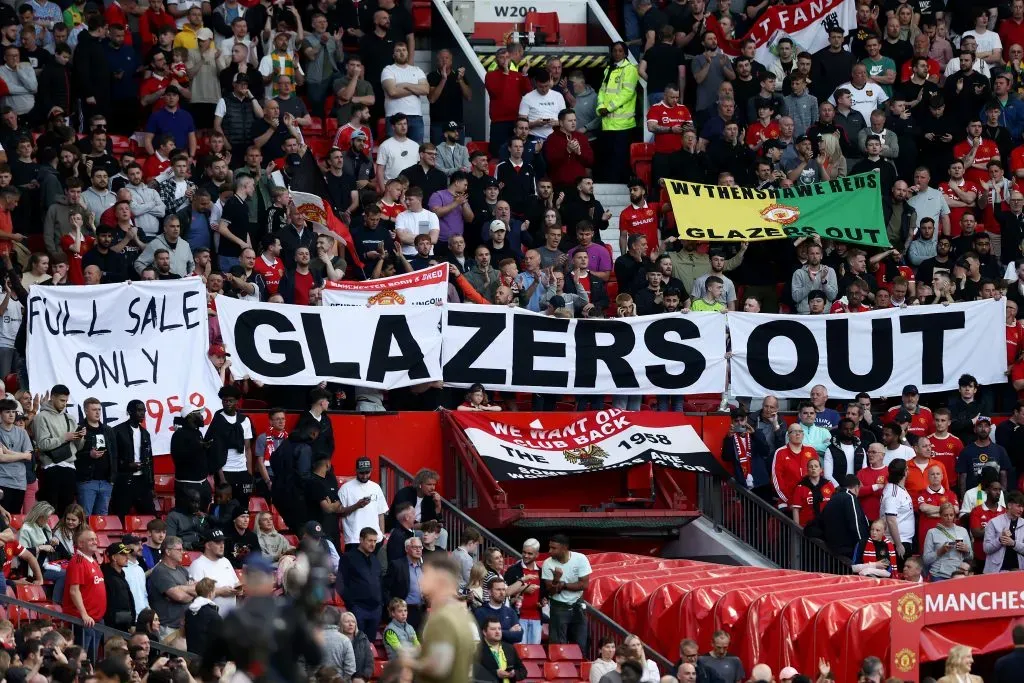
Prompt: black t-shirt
<box><xmin>305</xmin><ymin>472</ymin><xmax>339</xmax><ymax>535</ymax></box>
<box><xmin>640</xmin><ymin>6</ymin><xmax>667</xmax><ymax>39</ymax></box>
<box><xmin>250</xmin><ymin>118</ymin><xmax>290</xmax><ymax>161</ymax></box>
<box><xmin>641</xmin><ymin>43</ymin><xmax>685</xmax><ymax>94</ymax></box>
<box><xmin>325</xmin><ymin>171</ymin><xmax>356</xmax><ymax>217</ymax></box>
<box><xmin>359</xmin><ymin>31</ymin><xmax>396</xmax><ymax>85</ymax></box>
<box><xmin>82</xmin><ymin>424</ymin><xmax>112</xmax><ymax>481</ymax></box>
<box><xmin>19</xmin><ymin>46</ymin><xmax>51</xmax><ymax>71</ymax></box>
<box><xmin>219</xmin><ymin>196</ymin><xmax>252</xmax><ymax>258</ymax></box>
<box><xmin>223</xmin><ymin>526</ymin><xmax>260</xmax><ymax>568</ymax></box>
<box><xmin>426</xmin><ymin>70</ymin><xmax>465</xmax><ymax>125</ymax></box>
<box><xmin>881</xmin><ymin>39</ymin><xmax>913</xmax><ymax>71</ymax></box>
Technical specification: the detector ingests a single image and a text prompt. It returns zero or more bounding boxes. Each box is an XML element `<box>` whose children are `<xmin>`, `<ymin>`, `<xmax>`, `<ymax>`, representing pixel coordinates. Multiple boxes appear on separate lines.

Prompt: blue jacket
<box><xmin>474</xmin><ymin>602</ymin><xmax>523</xmax><ymax>644</ymax></box>
<box><xmin>102</xmin><ymin>43</ymin><xmax>139</xmax><ymax>101</ymax></box>
<box><xmin>982</xmin><ymin>95</ymin><xmax>1024</xmax><ymax>141</ymax></box>
<box><xmin>337</xmin><ymin>547</ymin><xmax>382</xmax><ymax>611</ymax></box>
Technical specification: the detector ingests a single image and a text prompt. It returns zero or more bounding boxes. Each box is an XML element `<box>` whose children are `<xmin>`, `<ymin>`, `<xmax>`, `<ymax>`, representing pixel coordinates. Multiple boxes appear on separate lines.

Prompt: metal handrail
<box><xmin>0</xmin><ymin>594</ymin><xmax>196</xmax><ymax>659</ymax></box>
<box><xmin>697</xmin><ymin>476</ymin><xmax>853</xmax><ymax>574</ymax></box>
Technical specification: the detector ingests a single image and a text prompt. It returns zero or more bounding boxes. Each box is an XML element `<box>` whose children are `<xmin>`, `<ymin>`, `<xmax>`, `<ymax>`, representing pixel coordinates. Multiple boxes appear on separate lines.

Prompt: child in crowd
<box><xmin>458</xmin><ymin>383</ymin><xmax>501</xmax><ymax>412</ymax></box>
<box><xmin>382</xmin><ymin>598</ymin><xmax>419</xmax><ymax>661</ymax></box>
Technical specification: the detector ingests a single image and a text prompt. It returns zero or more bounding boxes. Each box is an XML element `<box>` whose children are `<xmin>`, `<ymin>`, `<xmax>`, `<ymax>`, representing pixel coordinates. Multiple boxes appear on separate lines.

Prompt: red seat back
<box><xmin>543</xmin><ymin>661</ymin><xmax>579</xmax><ymax>680</ymax></box>
<box><xmin>548</xmin><ymin>644</ymin><xmax>584</xmax><ymax>662</ymax></box>
<box><xmin>90</xmin><ymin>515</ymin><xmax>123</xmax><ymax>532</ymax></box>
<box><xmin>525</xmin><ymin>11</ymin><xmax>560</xmax><ymax>44</ymax></box>
<box><xmin>126</xmin><ymin>515</ymin><xmax>156</xmax><ymax>532</ymax></box>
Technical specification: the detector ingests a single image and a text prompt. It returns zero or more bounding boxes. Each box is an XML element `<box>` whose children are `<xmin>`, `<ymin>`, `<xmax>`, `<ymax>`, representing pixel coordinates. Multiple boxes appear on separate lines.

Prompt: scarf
<box><xmin>732</xmin><ymin>433</ymin><xmax>752</xmax><ymax>478</ymax></box>
<box><xmin>797</xmin><ymin>475</ymin><xmax>827</xmax><ymax>517</ymax></box>
<box><xmin>264</xmin><ymin>425</ymin><xmax>288</xmax><ymax>463</ymax></box>
<box><xmin>210</xmin><ymin>410</ymin><xmax>246</xmax><ymax>452</ymax></box>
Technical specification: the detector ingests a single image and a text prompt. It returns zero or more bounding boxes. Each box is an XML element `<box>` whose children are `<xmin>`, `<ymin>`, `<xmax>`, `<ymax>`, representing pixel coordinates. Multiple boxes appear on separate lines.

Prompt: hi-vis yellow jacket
<box><xmin>596</xmin><ymin>59</ymin><xmax>638</xmax><ymax>131</ymax></box>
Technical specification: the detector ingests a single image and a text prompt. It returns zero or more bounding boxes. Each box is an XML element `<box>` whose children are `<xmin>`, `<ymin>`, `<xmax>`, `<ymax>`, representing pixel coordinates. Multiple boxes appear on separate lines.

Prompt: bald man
<box><xmin>749</xmin><ymin>663</ymin><xmax>773</xmax><ymax>682</ymax></box>
<box><xmin>677</xmin><ymin>664</ymin><xmax>698</xmax><ymax>683</ymax></box>
<box><xmin>83</xmin><ymin>265</ymin><xmax>102</xmax><ymax>285</ymax></box>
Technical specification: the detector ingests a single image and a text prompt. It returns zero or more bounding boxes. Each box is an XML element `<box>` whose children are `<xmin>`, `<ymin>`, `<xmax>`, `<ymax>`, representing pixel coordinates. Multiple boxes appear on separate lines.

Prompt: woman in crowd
<box><xmin>135</xmin><ymin>608</ymin><xmax>162</xmax><ymax>642</ymax></box>
<box><xmin>623</xmin><ymin>634</ymin><xmax>659</xmax><ymax>683</ymax></box>
<box><xmin>590</xmin><ymin>637</ymin><xmax>618</xmax><ymax>683</ymax></box>
<box><xmin>923</xmin><ymin>502</ymin><xmax>973</xmax><ymax>581</ymax></box>
<box><xmin>52</xmin><ymin>503</ymin><xmax>88</xmax><ymax>559</ymax></box>
<box><xmin>463</xmin><ymin>562</ymin><xmax>487</xmax><ymax>609</ymax></box>
<box><xmin>937</xmin><ymin>644</ymin><xmax>983</xmax><ymax>683</ymax></box>
<box><xmin>17</xmin><ymin>501</ymin><xmax>66</xmax><ymax>595</ymax></box>
<box><xmin>340</xmin><ymin>611</ymin><xmax>374</xmax><ymax>683</ymax></box>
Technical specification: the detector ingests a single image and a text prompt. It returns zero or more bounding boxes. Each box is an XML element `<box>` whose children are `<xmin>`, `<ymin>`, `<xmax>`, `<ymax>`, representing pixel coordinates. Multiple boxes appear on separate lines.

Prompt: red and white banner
<box><xmin>449</xmin><ymin>409</ymin><xmax>725</xmax><ymax>480</ymax></box>
<box><xmin>710</xmin><ymin>0</ymin><xmax>857</xmax><ymax>63</ymax></box>
<box><xmin>322</xmin><ymin>264</ymin><xmax>449</xmax><ymax>307</ymax></box>
<box><xmin>291</xmin><ymin>191</ymin><xmax>365</xmax><ymax>269</ymax></box>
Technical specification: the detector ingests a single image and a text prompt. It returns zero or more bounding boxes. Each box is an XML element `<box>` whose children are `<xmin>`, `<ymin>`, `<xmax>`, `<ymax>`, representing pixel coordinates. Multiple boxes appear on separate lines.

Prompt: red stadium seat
<box><xmin>548</xmin><ymin>644</ymin><xmax>584</xmax><ymax>662</ymax></box>
<box><xmin>580</xmin><ymin>661</ymin><xmax>592</xmax><ymax>681</ymax></box>
<box><xmin>155</xmin><ymin>474</ymin><xmax>175</xmax><ymax>494</ymax></box>
<box><xmin>282</xmin><ymin>534</ymin><xmax>299</xmax><ymax>547</ymax></box>
<box><xmin>155</xmin><ymin>496</ymin><xmax>174</xmax><ymax>514</ymax></box>
<box><xmin>16</xmin><ymin>584</ymin><xmax>48</xmax><ymax>603</ymax></box>
<box><xmin>90</xmin><ymin>516</ymin><xmax>123</xmax><ymax>532</ymax></box>
<box><xmin>524</xmin><ymin>11</ymin><xmax>560</xmax><ymax>44</ymax></box>
<box><xmin>373</xmin><ymin>660</ymin><xmax>386</xmax><ymax>678</ymax></box>
<box><xmin>126</xmin><ymin>515</ymin><xmax>156</xmax><ymax>532</ymax></box>
<box><xmin>3</xmin><ymin>374</ymin><xmax>17</xmax><ymax>392</ymax></box>
<box><xmin>273</xmin><ymin>511</ymin><xmax>288</xmax><ymax>530</ymax></box>
<box><xmin>523</xmin><ymin>660</ymin><xmax>545</xmax><ymax>680</ymax></box>
<box><xmin>631</xmin><ymin>142</ymin><xmax>654</xmax><ymax>188</ymax></box>
<box><xmin>489</xmin><ymin>158</ymin><xmax>499</xmax><ymax>176</ymax></box>
<box><xmin>336</xmin><ymin>475</ymin><xmax>353</xmax><ymax>487</ymax></box>
<box><xmin>515</xmin><ymin>644</ymin><xmax>546</xmax><ymax>661</ymax></box>
<box><xmin>307</xmin><ymin>137</ymin><xmax>332</xmax><ymax>161</ymax></box>
<box><xmin>467</xmin><ymin>141</ymin><xmax>489</xmax><ymax>157</ymax></box>
<box><xmin>308</xmin><ymin>117</ymin><xmax>325</xmax><ymax>136</ymax></box>
<box><xmin>182</xmin><ymin>551</ymin><xmax>200</xmax><ymax>567</ymax></box>
<box><xmin>543</xmin><ymin>661</ymin><xmax>579</xmax><ymax>681</ymax></box>
<box><xmin>248</xmin><ymin>497</ymin><xmax>270</xmax><ymax>512</ymax></box>
<box><xmin>412</xmin><ymin>0</ymin><xmax>431</xmax><ymax>31</ymax></box>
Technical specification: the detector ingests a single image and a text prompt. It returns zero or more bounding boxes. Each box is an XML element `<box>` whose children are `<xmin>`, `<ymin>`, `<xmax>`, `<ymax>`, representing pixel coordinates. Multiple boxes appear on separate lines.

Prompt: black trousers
<box><xmin>175</xmin><ymin>480</ymin><xmax>212</xmax><ymax>512</ymax></box>
<box><xmin>110</xmin><ymin>475</ymin><xmax>157</xmax><ymax>517</ymax></box>
<box><xmin>41</xmin><ymin>467</ymin><xmax>77</xmax><ymax>517</ymax></box>
<box><xmin>223</xmin><ymin>470</ymin><xmax>253</xmax><ymax>512</ymax></box>
<box><xmin>0</xmin><ymin>487</ymin><xmax>25</xmax><ymax>515</ymax></box>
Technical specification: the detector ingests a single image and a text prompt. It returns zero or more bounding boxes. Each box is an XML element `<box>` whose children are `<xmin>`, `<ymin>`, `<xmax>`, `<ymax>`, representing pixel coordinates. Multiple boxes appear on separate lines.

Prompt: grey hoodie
<box><xmin>135</xmin><ymin>234</ymin><xmax>196</xmax><ymax>277</ymax></box>
<box><xmin>32</xmin><ymin>401</ymin><xmax>82</xmax><ymax>468</ymax></box>
<box><xmin>574</xmin><ymin>85</ymin><xmax>599</xmax><ymax>139</ymax></box>
<box><xmin>43</xmin><ymin>195</ymin><xmax>88</xmax><ymax>256</ymax></box>
<box><xmin>464</xmin><ymin>265</ymin><xmax>500</xmax><ymax>301</ymax></box>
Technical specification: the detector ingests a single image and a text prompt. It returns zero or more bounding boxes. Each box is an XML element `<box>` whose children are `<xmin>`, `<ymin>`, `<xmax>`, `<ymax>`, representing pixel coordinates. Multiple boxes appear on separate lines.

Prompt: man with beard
<box><xmin>501</xmin><ymin>117</ymin><xmax>547</xmax><ymax>179</ymax></box>
<box><xmin>647</xmin><ymin>85</ymin><xmax>691</xmax><ymax>190</ymax></box>
<box><xmin>381</xmin><ymin>42</ymin><xmax>428</xmax><ymax>143</ymax></box>
<box><xmin>792</xmin><ymin>243</ymin><xmax>837</xmax><ymax>313</ymax></box>
<box><xmin>170</xmin><ymin>410</ymin><xmax>214</xmax><ymax>513</ymax></box>
<box><xmin>81</xmin><ymin>224</ymin><xmax>130</xmax><ymax>283</ymax></box>
<box><xmin>333</xmin><ymin>100</ymin><xmax>373</xmax><ymax>152</ymax></box>
<box><xmin>435</xmin><ymin>120</ymin><xmax>470</xmax><ymax>177</ymax></box>
<box><xmin>827</xmin><ymin>418</ymin><xmax>868</xmax><ymax>483</ymax></box>
<box><xmin>706</xmin><ymin>121</ymin><xmax>754</xmax><ymax>185</ymax></box>
<box><xmin>324</xmin><ymin>147</ymin><xmax>358</xmax><ymax>223</ymax></box>
<box><xmin>342</xmin><ymin>132</ymin><xmax>374</xmax><ymax>191</ymax></box>
<box><xmin>557</xmin><ymin>176</ymin><xmax>610</xmax><ymax>250</ymax></box>
<box><xmin>723</xmin><ymin>406</ymin><xmax>772</xmax><ymax>495</ymax></box>
<box><xmin>897</xmin><ymin>55</ymin><xmax>941</xmax><ymax>117</ymax></box>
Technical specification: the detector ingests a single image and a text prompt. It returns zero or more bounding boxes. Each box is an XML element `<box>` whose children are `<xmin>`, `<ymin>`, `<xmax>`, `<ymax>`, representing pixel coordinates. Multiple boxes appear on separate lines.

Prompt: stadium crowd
<box><xmin>0</xmin><ymin>0</ymin><xmax>1017</xmax><ymax>679</ymax></box>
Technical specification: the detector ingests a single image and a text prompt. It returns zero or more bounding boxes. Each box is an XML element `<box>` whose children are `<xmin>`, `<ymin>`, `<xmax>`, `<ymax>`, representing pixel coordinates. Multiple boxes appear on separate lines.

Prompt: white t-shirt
<box><xmin>518</xmin><ymin>89</ymin><xmax>567</xmax><ymax>140</ymax></box>
<box><xmin>943</xmin><ymin>57</ymin><xmax>991</xmax><ymax>79</ymax></box>
<box><xmin>961</xmin><ymin>29</ymin><xmax>1002</xmax><ymax>56</ymax></box>
<box><xmin>168</xmin><ymin>0</ymin><xmax>203</xmax><ymax>28</ymax></box>
<box><xmin>829</xmin><ymin>81</ymin><xmax>888</xmax><ymax>123</ymax></box>
<box><xmin>395</xmin><ymin>209</ymin><xmax>440</xmax><ymax>256</ymax></box>
<box><xmin>381</xmin><ymin>64</ymin><xmax>427</xmax><ymax>117</ymax></box>
<box><xmin>882</xmin><ymin>444</ymin><xmax>915</xmax><ymax>467</ymax></box>
<box><xmin>959</xmin><ymin>486</ymin><xmax>1007</xmax><ymax>517</ymax></box>
<box><xmin>541</xmin><ymin>551</ymin><xmax>592</xmax><ymax>604</ymax></box>
<box><xmin>188</xmin><ymin>555</ymin><xmax>239</xmax><ymax>614</ymax></box>
<box><xmin>880</xmin><ymin>483</ymin><xmax>915</xmax><ymax>542</ymax></box>
<box><xmin>0</xmin><ymin>299</ymin><xmax>22</xmax><ymax>347</ymax></box>
<box><xmin>338</xmin><ymin>478</ymin><xmax>388</xmax><ymax>545</ymax></box>
<box><xmin>377</xmin><ymin>136</ymin><xmax>420</xmax><ymax>183</ymax></box>
<box><xmin>219</xmin><ymin>413</ymin><xmax>253</xmax><ymax>472</ymax></box>
<box><xmin>131</xmin><ymin>425</ymin><xmax>142</xmax><ymax>468</ymax></box>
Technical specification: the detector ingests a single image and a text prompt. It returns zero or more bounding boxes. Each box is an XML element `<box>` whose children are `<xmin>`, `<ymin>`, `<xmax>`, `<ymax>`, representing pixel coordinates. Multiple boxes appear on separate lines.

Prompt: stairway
<box><xmin>593</xmin><ymin>183</ymin><xmax>629</xmax><ymax>258</ymax></box>
<box><xmin>414</xmin><ymin>43</ymin><xmax>434</xmax><ymax>136</ymax></box>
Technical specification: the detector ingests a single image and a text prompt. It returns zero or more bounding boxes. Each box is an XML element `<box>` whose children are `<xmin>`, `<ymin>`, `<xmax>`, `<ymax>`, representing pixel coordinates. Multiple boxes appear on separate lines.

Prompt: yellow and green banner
<box><xmin>664</xmin><ymin>171</ymin><xmax>889</xmax><ymax>247</ymax></box>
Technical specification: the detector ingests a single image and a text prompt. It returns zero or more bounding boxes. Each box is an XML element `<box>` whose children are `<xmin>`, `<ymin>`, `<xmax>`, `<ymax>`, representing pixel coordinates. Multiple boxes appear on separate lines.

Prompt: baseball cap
<box><xmin>351</xmin><ymin>130</ymin><xmax>367</xmax><ymax>141</ymax></box>
<box><xmin>548</xmin><ymin>294</ymin><xmax>566</xmax><ymax>309</ymax></box>
<box><xmin>977</xmin><ymin>415</ymin><xmax>992</xmax><ymax>424</ymax></box>
<box><xmin>105</xmin><ymin>543</ymin><xmax>132</xmax><ymax>558</ymax></box>
<box><xmin>902</xmin><ymin>384</ymin><xmax>919</xmax><ymax>395</ymax></box>
<box><xmin>120</xmin><ymin>534</ymin><xmax>142</xmax><ymax>545</ymax></box>
<box><xmin>202</xmin><ymin>528</ymin><xmax>225</xmax><ymax>543</ymax></box>
<box><xmin>196</xmin><ymin>27</ymin><xmax>214</xmax><ymax>41</ymax></box>
<box><xmin>233</xmin><ymin>72</ymin><xmax>250</xmax><ymax>84</ymax></box>
<box><xmin>445</xmin><ymin>120</ymin><xmax>460</xmax><ymax>132</ymax></box>
<box><xmin>303</xmin><ymin>520</ymin><xmax>324</xmax><ymax>539</ymax></box>
<box><xmin>779</xmin><ymin>667</ymin><xmax>799</xmax><ymax>680</ymax></box>
<box><xmin>489</xmin><ymin>219</ymin><xmax>507</xmax><ymax>233</ymax></box>
<box><xmin>483</xmin><ymin>177</ymin><xmax>500</xmax><ymax>189</ymax></box>
<box><xmin>356</xmin><ymin>457</ymin><xmax>373</xmax><ymax>473</ymax></box>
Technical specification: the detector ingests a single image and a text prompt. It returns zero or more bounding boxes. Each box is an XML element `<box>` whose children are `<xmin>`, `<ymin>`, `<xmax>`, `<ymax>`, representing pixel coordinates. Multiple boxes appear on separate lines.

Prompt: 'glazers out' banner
<box><xmin>665</xmin><ymin>171</ymin><xmax>889</xmax><ymax>247</ymax></box>
<box><xmin>216</xmin><ymin>298</ymin><xmax>1004</xmax><ymax>398</ymax></box>
<box><xmin>447</xmin><ymin>409</ymin><xmax>727</xmax><ymax>480</ymax></box>
<box><xmin>728</xmin><ymin>300</ymin><xmax>1006</xmax><ymax>399</ymax></box>
<box><xmin>27</xmin><ymin>280</ymin><xmax>224</xmax><ymax>454</ymax></box>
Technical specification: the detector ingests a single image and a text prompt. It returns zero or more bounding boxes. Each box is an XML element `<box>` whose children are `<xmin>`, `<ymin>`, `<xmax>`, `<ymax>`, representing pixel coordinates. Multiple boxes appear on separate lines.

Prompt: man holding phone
<box><xmin>32</xmin><ymin>384</ymin><xmax>85</xmax><ymax>517</ymax></box>
<box><xmin>77</xmin><ymin>397</ymin><xmax>118</xmax><ymax>516</ymax></box>
<box><xmin>338</xmin><ymin>457</ymin><xmax>388</xmax><ymax>552</ymax></box>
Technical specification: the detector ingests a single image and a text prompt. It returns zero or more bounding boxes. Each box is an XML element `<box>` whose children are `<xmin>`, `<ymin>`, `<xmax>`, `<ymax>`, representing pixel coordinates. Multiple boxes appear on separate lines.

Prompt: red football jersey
<box><xmin>252</xmin><ymin>255</ymin><xmax>285</xmax><ymax>296</ymax></box>
<box><xmin>790</xmin><ymin>480</ymin><xmax>836</xmax><ymax>526</ymax></box>
<box><xmin>1008</xmin><ymin>320</ymin><xmax>1024</xmax><ymax>365</ymax></box>
<box><xmin>938</xmin><ymin>179</ymin><xmax>981</xmax><ymax>236</ymax></box>
<box><xmin>928</xmin><ymin>432</ymin><xmax>964</xmax><ymax>479</ymax></box>
<box><xmin>885</xmin><ymin>405</ymin><xmax>934</xmax><ymax>437</ymax></box>
<box><xmin>857</xmin><ymin>465</ymin><xmax>889</xmax><ymax>520</ymax></box>
<box><xmin>332</xmin><ymin>124</ymin><xmax>374</xmax><ymax>152</ymax></box>
<box><xmin>916</xmin><ymin>487</ymin><xmax>959</xmax><ymax>547</ymax></box>
<box><xmin>745</xmin><ymin>121</ymin><xmax>781</xmax><ymax>149</ymax></box>
<box><xmin>969</xmin><ymin>502</ymin><xmax>1005</xmax><ymax>559</ymax></box>
<box><xmin>619</xmin><ymin>201</ymin><xmax>660</xmax><ymax>248</ymax></box>
<box><xmin>953</xmin><ymin>139</ymin><xmax>1000</xmax><ymax>186</ymax></box>
<box><xmin>645</xmin><ymin>102</ymin><xmax>692</xmax><ymax>154</ymax></box>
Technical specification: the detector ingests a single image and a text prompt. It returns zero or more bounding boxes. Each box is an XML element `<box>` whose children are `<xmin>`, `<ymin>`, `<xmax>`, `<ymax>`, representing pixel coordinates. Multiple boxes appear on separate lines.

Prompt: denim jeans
<box><xmin>386</xmin><ymin>115</ymin><xmax>425</xmax><ymax>143</ymax></box>
<box><xmin>548</xmin><ymin>600</ymin><xmax>587</xmax><ymax>649</ymax></box>
<box><xmin>612</xmin><ymin>395</ymin><xmax>642</xmax><ymax>410</ymax></box>
<box><xmin>77</xmin><ymin>480</ymin><xmax>113</xmax><ymax>515</ymax></box>
<box><xmin>657</xmin><ymin>396</ymin><xmax>685</xmax><ymax>411</ymax></box>
<box><xmin>77</xmin><ymin>622</ymin><xmax>103</xmax><ymax>659</ymax></box>
<box><xmin>44</xmin><ymin>567</ymin><xmax>65</xmax><ymax>605</ymax></box>
<box><xmin>218</xmin><ymin>255</ymin><xmax>241</xmax><ymax>272</ymax></box>
<box><xmin>520</xmin><ymin>618</ymin><xmax>542</xmax><ymax>645</ymax></box>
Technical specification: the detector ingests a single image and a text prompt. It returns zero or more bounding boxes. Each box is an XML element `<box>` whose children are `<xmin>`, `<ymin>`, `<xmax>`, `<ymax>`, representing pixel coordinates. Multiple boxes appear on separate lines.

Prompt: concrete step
<box><xmin>594</xmin><ymin>183</ymin><xmax>629</xmax><ymax>258</ymax></box>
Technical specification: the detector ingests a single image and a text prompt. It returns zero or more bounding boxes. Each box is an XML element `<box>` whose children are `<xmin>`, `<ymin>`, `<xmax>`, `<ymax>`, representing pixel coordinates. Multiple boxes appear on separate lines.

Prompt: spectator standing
<box><xmin>376</xmin><ymin>114</ymin><xmax>420</xmax><ymax>189</ymax></box>
<box><xmin>690</xmin><ymin>33</ymin><xmax>735</xmax><ymax>115</ymax></box>
<box><xmin>698</xmin><ymin>632</ymin><xmax>744</xmax><ymax>683</ymax></box>
<box><xmin>74</xmin><ymin>18</ymin><xmax>112</xmax><ymax>122</ymax></box>
<box><xmin>818</xmin><ymin>475</ymin><xmax>870</xmax><ymax>559</ymax></box>
<box><xmin>0</xmin><ymin>45</ymin><xmax>36</xmax><ymax>117</ymax></box>
<box><xmin>134</xmin><ymin>215</ymin><xmax>194</xmax><ymax>278</ymax></box>
<box><xmin>426</xmin><ymin>49</ymin><xmax>471</xmax><ymax>144</ymax></box>
<box><xmin>958</xmin><ymin>417</ymin><xmax>1011</xmax><ymax>493</ymax></box>
<box><xmin>435</xmin><ymin>122</ymin><xmax>470</xmax><ymax>177</ymax></box>
<box><xmin>320</xmin><ymin>606</ymin><xmax>357</xmax><ymax>678</ymax></box>
<box><xmin>101</xmin><ymin>542</ymin><xmax>137</xmax><ymax>632</ymax></box>
<box><xmin>206</xmin><ymin>385</ymin><xmax>254</xmax><ymax>510</ymax></box>
<box><xmin>474</xmin><ymin>579</ymin><xmax>522</xmax><ymax>644</ymax></box>
<box><xmin>520</xmin><ymin>68</ymin><xmax>566</xmax><ymax>143</ymax></box>
<box><xmin>542</xmin><ymin>534</ymin><xmax>591</xmax><ymax>648</ymax></box>
<box><xmin>484</xmin><ymin>47</ymin><xmax>530</xmax><ymax>157</ymax></box>
<box><xmin>545</xmin><ymin>109</ymin><xmax>595</xmax><ymax>192</ymax></box>
<box><xmin>32</xmin><ymin>384</ymin><xmax>83</xmax><ymax>517</ymax></box>
<box><xmin>0</xmin><ymin>397</ymin><xmax>32</xmax><ymax>514</ymax></box>
<box><xmin>882</xmin><ymin>459</ymin><xmax>916</xmax><ymax>568</ymax></box>
<box><xmin>146</xmin><ymin>535</ymin><xmax>196</xmax><ymax>640</ymax></box>
<box><xmin>771</xmin><ymin>424</ymin><xmax>817</xmax><ymax>511</ymax></box>
<box><xmin>63</xmin><ymin>529</ymin><xmax>106</xmax><ymax>653</ymax></box>
<box><xmin>504</xmin><ymin>538</ymin><xmax>543</xmax><ymax>645</ymax></box>
<box><xmin>76</xmin><ymin>397</ymin><xmax>117</xmax><ymax>516</ymax></box>
<box><xmin>596</xmin><ymin>42</ymin><xmax>639</xmax><ymax>183</ymax></box>
<box><xmin>993</xmin><ymin>625</ymin><xmax>1024</xmax><ymax>683</ymax></box>
<box><xmin>381</xmin><ymin>42</ymin><xmax>427</xmax><ymax>143</ymax></box>
<box><xmin>983</xmin><ymin>490</ymin><xmax>1024</xmax><ymax>572</ymax></box>
<box><xmin>337</xmin><ymin>527</ymin><xmax>383</xmax><ymax>638</ymax></box>
<box><xmin>922</xmin><ymin>502</ymin><xmax>973</xmax><ymax>580</ymax></box>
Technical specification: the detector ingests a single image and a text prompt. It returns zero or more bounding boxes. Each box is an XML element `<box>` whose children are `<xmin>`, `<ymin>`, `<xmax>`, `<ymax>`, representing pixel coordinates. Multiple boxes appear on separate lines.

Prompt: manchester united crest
<box><xmin>366</xmin><ymin>289</ymin><xmax>407</xmax><ymax>306</ymax></box>
<box><xmin>563</xmin><ymin>444</ymin><xmax>608</xmax><ymax>469</ymax></box>
<box><xmin>894</xmin><ymin>648</ymin><xmax>916</xmax><ymax>672</ymax></box>
<box><xmin>897</xmin><ymin>592</ymin><xmax>924</xmax><ymax>623</ymax></box>
<box><xmin>760</xmin><ymin>203</ymin><xmax>800</xmax><ymax>225</ymax></box>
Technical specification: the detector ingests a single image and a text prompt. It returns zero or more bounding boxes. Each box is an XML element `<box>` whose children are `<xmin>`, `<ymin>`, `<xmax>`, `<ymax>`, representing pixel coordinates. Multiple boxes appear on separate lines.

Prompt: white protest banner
<box><xmin>322</xmin><ymin>263</ymin><xmax>449</xmax><ymax>307</ymax></box>
<box><xmin>449</xmin><ymin>409</ymin><xmax>726</xmax><ymax>480</ymax></box>
<box><xmin>26</xmin><ymin>280</ymin><xmax>223</xmax><ymax>454</ymax></box>
<box><xmin>727</xmin><ymin>300</ymin><xmax>1006</xmax><ymax>399</ymax></box>
<box><xmin>215</xmin><ymin>295</ymin><xmax>443</xmax><ymax>388</ymax></box>
<box><xmin>441</xmin><ymin>305</ymin><xmax>728</xmax><ymax>395</ymax></box>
